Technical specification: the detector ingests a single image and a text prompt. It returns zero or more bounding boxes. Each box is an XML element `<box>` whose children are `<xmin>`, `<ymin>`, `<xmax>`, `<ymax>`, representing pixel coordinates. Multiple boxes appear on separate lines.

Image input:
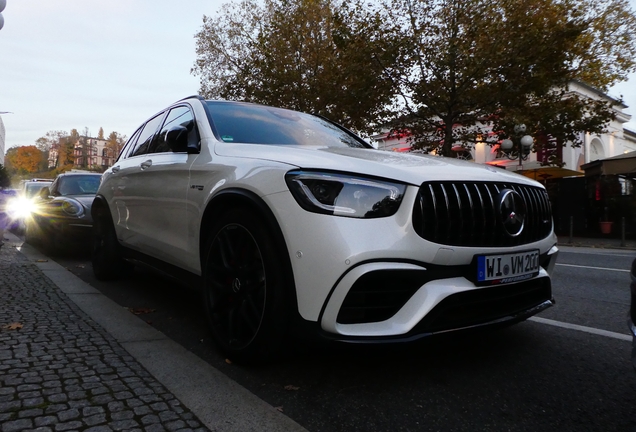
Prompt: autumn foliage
<box><xmin>5</xmin><ymin>146</ymin><xmax>43</xmax><ymax>174</ymax></box>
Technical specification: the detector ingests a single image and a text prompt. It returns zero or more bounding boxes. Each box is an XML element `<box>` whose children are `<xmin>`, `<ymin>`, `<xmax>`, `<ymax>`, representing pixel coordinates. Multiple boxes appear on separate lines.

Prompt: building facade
<box><xmin>372</xmin><ymin>81</ymin><xmax>636</xmax><ymax>180</ymax></box>
<box><xmin>48</xmin><ymin>137</ymin><xmax>115</xmax><ymax>171</ymax></box>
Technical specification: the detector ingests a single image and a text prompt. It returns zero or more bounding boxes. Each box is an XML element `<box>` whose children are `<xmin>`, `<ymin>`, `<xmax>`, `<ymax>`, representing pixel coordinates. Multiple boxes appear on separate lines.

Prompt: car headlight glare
<box><xmin>61</xmin><ymin>199</ymin><xmax>84</xmax><ymax>217</ymax></box>
<box><xmin>6</xmin><ymin>197</ymin><xmax>37</xmax><ymax>218</ymax></box>
<box><xmin>285</xmin><ymin>171</ymin><xmax>406</xmax><ymax>218</ymax></box>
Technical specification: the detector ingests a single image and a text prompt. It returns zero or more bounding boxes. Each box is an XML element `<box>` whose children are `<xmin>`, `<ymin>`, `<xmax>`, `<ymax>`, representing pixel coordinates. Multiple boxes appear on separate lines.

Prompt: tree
<box><xmin>57</xmin><ymin>131</ymin><xmax>78</xmax><ymax>168</ymax></box>
<box><xmin>0</xmin><ymin>164</ymin><xmax>10</xmax><ymax>188</ymax></box>
<box><xmin>192</xmin><ymin>0</ymin><xmax>395</xmax><ymax>132</ymax></box>
<box><xmin>5</xmin><ymin>146</ymin><xmax>43</xmax><ymax>174</ymax></box>
<box><xmin>98</xmin><ymin>127</ymin><xmax>105</xmax><ymax>140</ymax></box>
<box><xmin>106</xmin><ymin>131</ymin><xmax>126</xmax><ymax>160</ymax></box>
<box><xmin>362</xmin><ymin>0</ymin><xmax>636</xmax><ymax>158</ymax></box>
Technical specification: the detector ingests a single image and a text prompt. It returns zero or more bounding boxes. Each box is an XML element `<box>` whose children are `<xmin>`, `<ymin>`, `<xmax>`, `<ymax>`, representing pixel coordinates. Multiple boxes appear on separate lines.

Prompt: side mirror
<box><xmin>38</xmin><ymin>187</ymin><xmax>51</xmax><ymax>199</ymax></box>
<box><xmin>165</xmin><ymin>125</ymin><xmax>189</xmax><ymax>152</ymax></box>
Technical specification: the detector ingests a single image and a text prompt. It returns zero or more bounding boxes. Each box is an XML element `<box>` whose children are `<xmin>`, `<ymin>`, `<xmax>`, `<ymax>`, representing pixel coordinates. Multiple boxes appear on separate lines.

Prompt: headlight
<box><xmin>6</xmin><ymin>197</ymin><xmax>37</xmax><ymax>218</ymax></box>
<box><xmin>60</xmin><ymin>199</ymin><xmax>85</xmax><ymax>217</ymax></box>
<box><xmin>285</xmin><ymin>171</ymin><xmax>406</xmax><ymax>218</ymax></box>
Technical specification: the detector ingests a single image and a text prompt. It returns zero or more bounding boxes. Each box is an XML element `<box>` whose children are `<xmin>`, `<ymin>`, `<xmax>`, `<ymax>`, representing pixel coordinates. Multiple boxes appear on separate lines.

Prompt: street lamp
<box><xmin>500</xmin><ymin>124</ymin><xmax>534</xmax><ymax>170</ymax></box>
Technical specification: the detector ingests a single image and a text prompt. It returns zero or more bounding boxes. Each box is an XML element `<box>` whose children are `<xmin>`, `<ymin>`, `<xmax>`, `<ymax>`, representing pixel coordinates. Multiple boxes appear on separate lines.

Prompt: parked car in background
<box><xmin>5</xmin><ymin>179</ymin><xmax>53</xmax><ymax>233</ymax></box>
<box><xmin>630</xmin><ymin>258</ymin><xmax>636</xmax><ymax>370</ymax></box>
<box><xmin>92</xmin><ymin>96</ymin><xmax>559</xmax><ymax>364</ymax></box>
<box><xmin>25</xmin><ymin>172</ymin><xmax>102</xmax><ymax>251</ymax></box>
<box><xmin>0</xmin><ymin>188</ymin><xmax>19</xmax><ymax>244</ymax></box>
<box><xmin>22</xmin><ymin>178</ymin><xmax>53</xmax><ymax>198</ymax></box>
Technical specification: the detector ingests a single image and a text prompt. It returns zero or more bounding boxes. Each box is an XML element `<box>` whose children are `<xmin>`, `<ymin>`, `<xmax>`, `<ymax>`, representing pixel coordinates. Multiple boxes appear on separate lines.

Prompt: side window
<box><xmin>151</xmin><ymin>106</ymin><xmax>197</xmax><ymax>154</ymax></box>
<box><xmin>118</xmin><ymin>127</ymin><xmax>142</xmax><ymax>161</ymax></box>
<box><xmin>129</xmin><ymin>113</ymin><xmax>165</xmax><ymax>157</ymax></box>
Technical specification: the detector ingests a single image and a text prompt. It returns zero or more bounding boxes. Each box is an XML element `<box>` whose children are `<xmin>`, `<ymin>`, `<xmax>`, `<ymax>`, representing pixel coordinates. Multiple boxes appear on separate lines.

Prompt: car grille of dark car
<box><xmin>412</xmin><ymin>181</ymin><xmax>553</xmax><ymax>247</ymax></box>
<box><xmin>412</xmin><ymin>277</ymin><xmax>552</xmax><ymax>334</ymax></box>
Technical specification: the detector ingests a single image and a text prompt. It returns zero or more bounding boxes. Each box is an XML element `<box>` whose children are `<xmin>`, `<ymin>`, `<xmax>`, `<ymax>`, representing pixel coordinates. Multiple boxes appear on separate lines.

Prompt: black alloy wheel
<box><xmin>203</xmin><ymin>209</ymin><xmax>287</xmax><ymax>364</ymax></box>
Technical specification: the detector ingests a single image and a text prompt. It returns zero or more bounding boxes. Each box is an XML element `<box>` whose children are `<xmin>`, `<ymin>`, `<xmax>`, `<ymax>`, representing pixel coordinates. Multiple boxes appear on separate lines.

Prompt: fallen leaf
<box><xmin>35</xmin><ymin>259</ymin><xmax>48</xmax><ymax>262</ymax></box>
<box><xmin>2</xmin><ymin>322</ymin><xmax>23</xmax><ymax>330</ymax></box>
<box><xmin>284</xmin><ymin>385</ymin><xmax>300</xmax><ymax>391</ymax></box>
<box><xmin>225</xmin><ymin>358</ymin><xmax>232</xmax><ymax>364</ymax></box>
<box><xmin>76</xmin><ymin>264</ymin><xmax>85</xmax><ymax>269</ymax></box>
<box><xmin>275</xmin><ymin>406</ymin><xmax>284</xmax><ymax>412</ymax></box>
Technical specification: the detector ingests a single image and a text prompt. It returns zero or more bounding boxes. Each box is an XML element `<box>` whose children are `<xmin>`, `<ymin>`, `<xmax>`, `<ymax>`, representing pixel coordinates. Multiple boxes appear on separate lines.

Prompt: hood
<box><xmin>214</xmin><ymin>143</ymin><xmax>542</xmax><ymax>187</ymax></box>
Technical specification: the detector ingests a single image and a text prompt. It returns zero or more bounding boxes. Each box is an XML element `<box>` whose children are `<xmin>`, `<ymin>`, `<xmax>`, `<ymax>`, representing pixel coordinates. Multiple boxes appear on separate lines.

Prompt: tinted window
<box><xmin>129</xmin><ymin>114</ymin><xmax>165</xmax><ymax>157</ymax></box>
<box><xmin>57</xmin><ymin>175</ymin><xmax>102</xmax><ymax>196</ymax></box>
<box><xmin>205</xmin><ymin>102</ymin><xmax>370</xmax><ymax>148</ymax></box>
<box><xmin>119</xmin><ymin>127</ymin><xmax>142</xmax><ymax>161</ymax></box>
<box><xmin>152</xmin><ymin>106</ymin><xmax>197</xmax><ymax>154</ymax></box>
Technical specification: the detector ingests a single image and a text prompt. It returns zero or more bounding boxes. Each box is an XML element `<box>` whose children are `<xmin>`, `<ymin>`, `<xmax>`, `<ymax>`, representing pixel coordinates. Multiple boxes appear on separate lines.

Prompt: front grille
<box><xmin>412</xmin><ymin>181</ymin><xmax>553</xmax><ymax>247</ymax></box>
<box><xmin>412</xmin><ymin>277</ymin><xmax>552</xmax><ymax>334</ymax></box>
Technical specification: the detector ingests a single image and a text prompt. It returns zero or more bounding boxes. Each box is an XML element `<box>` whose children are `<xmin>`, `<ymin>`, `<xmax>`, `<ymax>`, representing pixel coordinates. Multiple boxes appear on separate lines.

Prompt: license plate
<box><xmin>477</xmin><ymin>250</ymin><xmax>540</xmax><ymax>284</ymax></box>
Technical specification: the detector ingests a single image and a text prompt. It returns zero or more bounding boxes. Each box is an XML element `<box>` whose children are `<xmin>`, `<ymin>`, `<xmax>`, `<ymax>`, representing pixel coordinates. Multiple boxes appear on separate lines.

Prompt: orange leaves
<box><xmin>2</xmin><ymin>322</ymin><xmax>23</xmax><ymax>330</ymax></box>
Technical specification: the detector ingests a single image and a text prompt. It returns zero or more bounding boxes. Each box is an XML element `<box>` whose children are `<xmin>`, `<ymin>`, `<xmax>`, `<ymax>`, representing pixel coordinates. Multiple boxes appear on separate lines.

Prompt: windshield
<box><xmin>58</xmin><ymin>175</ymin><xmax>101</xmax><ymax>196</ymax></box>
<box><xmin>205</xmin><ymin>101</ymin><xmax>371</xmax><ymax>149</ymax></box>
<box><xmin>24</xmin><ymin>183</ymin><xmax>52</xmax><ymax>198</ymax></box>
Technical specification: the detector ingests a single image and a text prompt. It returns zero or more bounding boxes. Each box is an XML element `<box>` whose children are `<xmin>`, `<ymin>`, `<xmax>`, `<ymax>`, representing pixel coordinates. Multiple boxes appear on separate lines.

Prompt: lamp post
<box><xmin>500</xmin><ymin>124</ymin><xmax>534</xmax><ymax>171</ymax></box>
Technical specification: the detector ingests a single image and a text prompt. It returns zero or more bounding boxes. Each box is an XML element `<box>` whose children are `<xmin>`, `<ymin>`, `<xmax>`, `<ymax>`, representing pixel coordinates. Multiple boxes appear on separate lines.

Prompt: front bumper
<box><xmin>266</xmin><ymin>186</ymin><xmax>558</xmax><ymax>340</ymax></box>
<box><xmin>31</xmin><ymin>214</ymin><xmax>93</xmax><ymax>241</ymax></box>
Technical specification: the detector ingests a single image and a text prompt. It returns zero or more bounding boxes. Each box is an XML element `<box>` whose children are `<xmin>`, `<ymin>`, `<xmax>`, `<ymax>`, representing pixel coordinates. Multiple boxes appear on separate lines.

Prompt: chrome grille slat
<box><xmin>413</xmin><ymin>181</ymin><xmax>553</xmax><ymax>247</ymax></box>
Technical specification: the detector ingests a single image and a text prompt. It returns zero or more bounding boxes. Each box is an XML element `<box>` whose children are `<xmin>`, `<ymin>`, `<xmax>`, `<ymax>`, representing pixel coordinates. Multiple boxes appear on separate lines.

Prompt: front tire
<box><xmin>203</xmin><ymin>208</ymin><xmax>288</xmax><ymax>364</ymax></box>
<box><xmin>25</xmin><ymin>217</ymin><xmax>49</xmax><ymax>250</ymax></box>
<box><xmin>92</xmin><ymin>210</ymin><xmax>133</xmax><ymax>280</ymax></box>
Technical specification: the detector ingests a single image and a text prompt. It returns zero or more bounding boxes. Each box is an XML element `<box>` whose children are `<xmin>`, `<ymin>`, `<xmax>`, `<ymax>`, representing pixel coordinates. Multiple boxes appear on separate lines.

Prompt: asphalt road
<box><xmin>32</xmin><ymin>240</ymin><xmax>636</xmax><ymax>432</ymax></box>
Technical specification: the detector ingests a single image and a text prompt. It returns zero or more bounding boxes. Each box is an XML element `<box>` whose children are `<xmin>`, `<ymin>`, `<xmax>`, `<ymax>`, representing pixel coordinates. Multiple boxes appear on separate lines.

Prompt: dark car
<box><xmin>630</xmin><ymin>258</ymin><xmax>636</xmax><ymax>370</ymax></box>
<box><xmin>25</xmin><ymin>172</ymin><xmax>102</xmax><ymax>250</ymax></box>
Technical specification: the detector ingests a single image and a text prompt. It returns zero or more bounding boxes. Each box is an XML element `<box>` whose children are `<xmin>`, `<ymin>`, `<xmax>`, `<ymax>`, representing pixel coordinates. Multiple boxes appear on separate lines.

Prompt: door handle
<box><xmin>111</xmin><ymin>165</ymin><xmax>121</xmax><ymax>173</ymax></box>
<box><xmin>140</xmin><ymin>160</ymin><xmax>152</xmax><ymax>170</ymax></box>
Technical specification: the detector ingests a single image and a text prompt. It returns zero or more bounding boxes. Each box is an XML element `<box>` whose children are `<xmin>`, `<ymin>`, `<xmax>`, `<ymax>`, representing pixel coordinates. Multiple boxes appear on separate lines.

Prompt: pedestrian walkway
<box><xmin>0</xmin><ymin>233</ymin><xmax>307</xmax><ymax>432</ymax></box>
<box><xmin>556</xmin><ymin>235</ymin><xmax>636</xmax><ymax>250</ymax></box>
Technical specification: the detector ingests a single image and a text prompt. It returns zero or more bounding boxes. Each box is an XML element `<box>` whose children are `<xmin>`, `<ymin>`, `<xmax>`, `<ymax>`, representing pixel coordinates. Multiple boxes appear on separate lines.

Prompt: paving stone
<box><xmin>55</xmin><ymin>420</ymin><xmax>83</xmax><ymax>431</ymax></box>
<box><xmin>84</xmin><ymin>426</ymin><xmax>113</xmax><ymax>432</ymax></box>
<box><xmin>2</xmin><ymin>418</ymin><xmax>33</xmax><ymax>432</ymax></box>
<box><xmin>34</xmin><ymin>415</ymin><xmax>57</xmax><ymax>427</ymax></box>
<box><xmin>0</xmin><ymin>243</ymin><xmax>210</xmax><ymax>432</ymax></box>
<box><xmin>84</xmin><ymin>413</ymin><xmax>108</xmax><ymax>427</ymax></box>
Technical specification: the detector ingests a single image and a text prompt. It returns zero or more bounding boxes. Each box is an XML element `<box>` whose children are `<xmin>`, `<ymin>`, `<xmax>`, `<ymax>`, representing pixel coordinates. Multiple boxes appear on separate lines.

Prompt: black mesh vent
<box><xmin>413</xmin><ymin>277</ymin><xmax>552</xmax><ymax>334</ymax></box>
<box><xmin>412</xmin><ymin>181</ymin><xmax>553</xmax><ymax>247</ymax></box>
<box><xmin>337</xmin><ymin>270</ymin><xmax>428</xmax><ymax>324</ymax></box>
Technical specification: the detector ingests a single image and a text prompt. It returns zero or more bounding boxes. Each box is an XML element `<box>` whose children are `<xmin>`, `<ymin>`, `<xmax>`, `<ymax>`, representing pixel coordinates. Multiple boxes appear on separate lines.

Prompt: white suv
<box><xmin>93</xmin><ymin>96</ymin><xmax>558</xmax><ymax>363</ymax></box>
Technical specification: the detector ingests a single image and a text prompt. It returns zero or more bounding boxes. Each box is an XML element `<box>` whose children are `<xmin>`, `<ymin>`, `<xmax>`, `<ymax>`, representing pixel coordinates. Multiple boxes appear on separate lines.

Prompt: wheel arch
<box><xmin>91</xmin><ymin>194</ymin><xmax>110</xmax><ymax>221</ymax></box>
<box><xmin>199</xmin><ymin>188</ymin><xmax>298</xmax><ymax>308</ymax></box>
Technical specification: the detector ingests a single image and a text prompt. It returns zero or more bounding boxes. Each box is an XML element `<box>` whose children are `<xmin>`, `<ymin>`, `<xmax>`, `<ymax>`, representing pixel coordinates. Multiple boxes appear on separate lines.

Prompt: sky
<box><xmin>1</xmin><ymin>0</ymin><xmax>635</xmax><ymax>152</ymax></box>
<box><xmin>0</xmin><ymin>0</ymin><xmax>225</xmax><ymax>150</ymax></box>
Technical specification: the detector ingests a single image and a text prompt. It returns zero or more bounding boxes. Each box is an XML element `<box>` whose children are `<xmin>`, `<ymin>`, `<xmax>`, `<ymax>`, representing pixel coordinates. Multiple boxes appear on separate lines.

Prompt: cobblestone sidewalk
<box><xmin>0</xmin><ymin>243</ymin><xmax>210</xmax><ymax>432</ymax></box>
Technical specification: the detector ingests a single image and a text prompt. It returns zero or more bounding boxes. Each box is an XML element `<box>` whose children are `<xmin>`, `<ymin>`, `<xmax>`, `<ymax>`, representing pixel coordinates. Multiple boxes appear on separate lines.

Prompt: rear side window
<box><xmin>119</xmin><ymin>128</ymin><xmax>142</xmax><ymax>161</ymax></box>
<box><xmin>129</xmin><ymin>114</ymin><xmax>165</xmax><ymax>157</ymax></box>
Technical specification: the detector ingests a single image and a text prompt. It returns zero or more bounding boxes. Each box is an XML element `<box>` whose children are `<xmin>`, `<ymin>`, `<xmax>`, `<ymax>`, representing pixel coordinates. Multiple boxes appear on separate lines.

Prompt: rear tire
<box><xmin>202</xmin><ymin>208</ymin><xmax>289</xmax><ymax>365</ymax></box>
<box><xmin>92</xmin><ymin>210</ymin><xmax>133</xmax><ymax>280</ymax></box>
